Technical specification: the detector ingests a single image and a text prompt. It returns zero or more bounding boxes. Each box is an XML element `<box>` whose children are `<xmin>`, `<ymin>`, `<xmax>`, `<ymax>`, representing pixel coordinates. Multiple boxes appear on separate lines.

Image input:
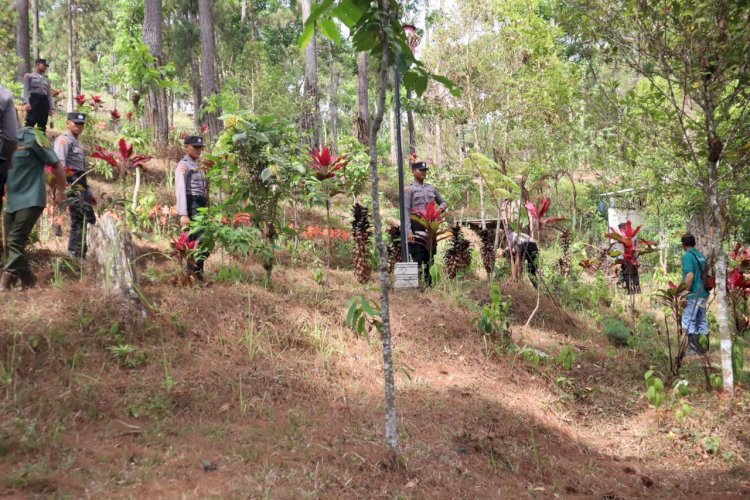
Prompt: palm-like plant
<box><xmin>525</xmin><ymin>197</ymin><xmax>567</xmax><ymax>241</ymax></box>
<box><xmin>310</xmin><ymin>146</ymin><xmax>350</xmax><ymax>180</ymax></box>
<box><xmin>91</xmin><ymin>138</ymin><xmax>153</xmax><ymax>215</ymax></box>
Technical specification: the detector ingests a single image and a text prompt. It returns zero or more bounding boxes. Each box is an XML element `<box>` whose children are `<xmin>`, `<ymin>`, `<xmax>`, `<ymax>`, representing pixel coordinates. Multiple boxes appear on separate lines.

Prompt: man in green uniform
<box><xmin>0</xmin><ymin>127</ymin><xmax>66</xmax><ymax>291</ymax></box>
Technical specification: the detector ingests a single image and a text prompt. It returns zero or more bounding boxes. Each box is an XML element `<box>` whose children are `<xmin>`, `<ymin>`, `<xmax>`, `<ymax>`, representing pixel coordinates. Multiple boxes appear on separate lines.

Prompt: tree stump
<box><xmin>87</xmin><ymin>212</ymin><xmax>145</xmax><ymax>315</ymax></box>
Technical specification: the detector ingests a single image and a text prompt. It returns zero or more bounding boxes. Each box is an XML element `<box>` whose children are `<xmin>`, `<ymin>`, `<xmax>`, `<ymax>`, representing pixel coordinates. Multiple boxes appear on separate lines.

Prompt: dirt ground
<box><xmin>1</xmin><ymin>238</ymin><xmax>749</xmax><ymax>499</ymax></box>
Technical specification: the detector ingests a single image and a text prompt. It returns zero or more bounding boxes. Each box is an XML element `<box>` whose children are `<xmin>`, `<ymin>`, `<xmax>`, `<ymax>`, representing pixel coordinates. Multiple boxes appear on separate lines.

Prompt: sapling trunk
<box><xmin>368</xmin><ymin>12</ymin><xmax>399</xmax><ymax>464</ymax></box>
<box><xmin>132</xmin><ymin>166</ymin><xmax>143</xmax><ymax>214</ymax></box>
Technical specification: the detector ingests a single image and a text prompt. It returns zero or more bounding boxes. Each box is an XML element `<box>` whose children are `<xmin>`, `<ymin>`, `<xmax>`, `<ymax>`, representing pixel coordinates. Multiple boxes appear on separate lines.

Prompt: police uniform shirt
<box><xmin>403</xmin><ymin>181</ymin><xmax>447</xmax><ymax>234</ymax></box>
<box><xmin>175</xmin><ymin>154</ymin><xmax>208</xmax><ymax>216</ymax></box>
<box><xmin>53</xmin><ymin>131</ymin><xmax>86</xmax><ymax>172</ymax></box>
<box><xmin>6</xmin><ymin>127</ymin><xmax>59</xmax><ymax>213</ymax></box>
<box><xmin>0</xmin><ymin>84</ymin><xmax>18</xmax><ymax>175</ymax></box>
<box><xmin>23</xmin><ymin>71</ymin><xmax>54</xmax><ymax>109</ymax></box>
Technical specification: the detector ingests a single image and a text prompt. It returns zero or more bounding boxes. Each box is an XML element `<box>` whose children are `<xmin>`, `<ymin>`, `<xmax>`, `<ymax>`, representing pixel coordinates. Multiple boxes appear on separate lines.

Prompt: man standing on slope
<box><xmin>54</xmin><ymin>113</ymin><xmax>96</xmax><ymax>259</ymax></box>
<box><xmin>0</xmin><ymin>126</ymin><xmax>67</xmax><ymax>291</ymax></box>
<box><xmin>404</xmin><ymin>160</ymin><xmax>447</xmax><ymax>287</ymax></box>
<box><xmin>23</xmin><ymin>58</ymin><xmax>55</xmax><ymax>132</ymax></box>
<box><xmin>175</xmin><ymin>135</ymin><xmax>210</xmax><ymax>280</ymax></box>
<box><xmin>681</xmin><ymin>233</ymin><xmax>711</xmax><ymax>356</ymax></box>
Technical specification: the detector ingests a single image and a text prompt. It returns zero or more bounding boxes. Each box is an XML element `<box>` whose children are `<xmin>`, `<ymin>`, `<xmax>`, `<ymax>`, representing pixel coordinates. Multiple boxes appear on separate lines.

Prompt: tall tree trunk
<box><xmin>143</xmin><ymin>0</ymin><xmax>169</xmax><ymax>147</ymax></box>
<box><xmin>708</xmin><ymin>160</ymin><xmax>734</xmax><ymax>395</ymax></box>
<box><xmin>328</xmin><ymin>45</ymin><xmax>339</xmax><ymax>155</ymax></box>
<box><xmin>435</xmin><ymin>117</ymin><xmax>443</xmax><ymax>168</ymax></box>
<box><xmin>16</xmin><ymin>0</ymin><xmax>31</xmax><ymax>82</ymax></box>
<box><xmin>369</xmin><ymin>5</ymin><xmax>398</xmax><ymax>463</ymax></box>
<box><xmin>30</xmin><ymin>0</ymin><xmax>39</xmax><ymax>60</ymax></box>
<box><xmin>301</xmin><ymin>0</ymin><xmax>321</xmax><ymax>148</ymax></box>
<box><xmin>198</xmin><ymin>0</ymin><xmax>221</xmax><ymax>137</ymax></box>
<box><xmin>356</xmin><ymin>51</ymin><xmax>370</xmax><ymax>145</ymax></box>
<box><xmin>66</xmin><ymin>0</ymin><xmax>74</xmax><ymax>112</ymax></box>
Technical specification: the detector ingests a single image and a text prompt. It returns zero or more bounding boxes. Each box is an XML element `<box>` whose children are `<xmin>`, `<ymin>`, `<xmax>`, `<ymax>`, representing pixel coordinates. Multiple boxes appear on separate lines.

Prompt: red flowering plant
<box><xmin>653</xmin><ymin>281</ymin><xmax>692</xmax><ymax>376</ymax></box>
<box><xmin>727</xmin><ymin>243</ymin><xmax>750</xmax><ymax>354</ymax></box>
<box><xmin>90</xmin><ymin>95</ymin><xmax>104</xmax><ymax>110</ymax></box>
<box><xmin>308</xmin><ymin>145</ymin><xmax>351</xmax><ymax>281</ymax></box>
<box><xmin>110</xmin><ymin>109</ymin><xmax>121</xmax><ymax>121</ymax></box>
<box><xmin>410</xmin><ymin>200</ymin><xmax>447</xmax><ymax>263</ymax></box>
<box><xmin>126</xmin><ymin>111</ymin><xmax>134</xmax><ymax>121</ymax></box>
<box><xmin>525</xmin><ymin>197</ymin><xmax>567</xmax><ymax>232</ymax></box>
<box><xmin>74</xmin><ymin>94</ymin><xmax>87</xmax><ymax>107</ymax></box>
<box><xmin>605</xmin><ymin>221</ymin><xmax>657</xmax><ymax>268</ymax></box>
<box><xmin>91</xmin><ymin>138</ymin><xmax>153</xmax><ymax>177</ymax></box>
<box><xmin>171</xmin><ymin>232</ymin><xmax>200</xmax><ymax>286</ymax></box>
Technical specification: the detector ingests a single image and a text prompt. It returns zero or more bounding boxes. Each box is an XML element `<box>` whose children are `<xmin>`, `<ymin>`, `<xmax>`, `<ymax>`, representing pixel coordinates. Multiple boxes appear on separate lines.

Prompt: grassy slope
<box><xmin>1</xmin><ymin>158</ymin><xmax>749</xmax><ymax>498</ymax></box>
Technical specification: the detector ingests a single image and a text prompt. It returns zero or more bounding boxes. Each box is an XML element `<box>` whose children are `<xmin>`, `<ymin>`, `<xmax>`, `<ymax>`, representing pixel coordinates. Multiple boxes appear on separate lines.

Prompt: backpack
<box><xmin>691</xmin><ymin>250</ymin><xmax>715</xmax><ymax>293</ymax></box>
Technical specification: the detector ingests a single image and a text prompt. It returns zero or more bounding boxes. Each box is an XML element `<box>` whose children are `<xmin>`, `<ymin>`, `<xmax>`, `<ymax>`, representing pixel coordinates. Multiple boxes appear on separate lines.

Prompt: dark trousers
<box><xmin>68</xmin><ymin>189</ymin><xmax>97</xmax><ymax>258</ymax></box>
<box><xmin>3</xmin><ymin>206</ymin><xmax>44</xmax><ymax>276</ymax></box>
<box><xmin>187</xmin><ymin>195</ymin><xmax>209</xmax><ymax>275</ymax></box>
<box><xmin>26</xmin><ymin>94</ymin><xmax>50</xmax><ymax>131</ymax></box>
<box><xmin>408</xmin><ymin>221</ymin><xmax>435</xmax><ymax>286</ymax></box>
<box><xmin>621</xmin><ymin>263</ymin><xmax>641</xmax><ymax>294</ymax></box>
<box><xmin>515</xmin><ymin>241</ymin><xmax>539</xmax><ymax>288</ymax></box>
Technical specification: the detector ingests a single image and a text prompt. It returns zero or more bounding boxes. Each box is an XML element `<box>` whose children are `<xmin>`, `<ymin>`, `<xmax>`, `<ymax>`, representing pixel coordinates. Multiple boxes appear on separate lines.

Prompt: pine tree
<box><xmin>352</xmin><ymin>203</ymin><xmax>372</xmax><ymax>284</ymax></box>
<box><xmin>444</xmin><ymin>225</ymin><xmax>472</xmax><ymax>279</ymax></box>
<box><xmin>471</xmin><ymin>226</ymin><xmax>496</xmax><ymax>278</ymax></box>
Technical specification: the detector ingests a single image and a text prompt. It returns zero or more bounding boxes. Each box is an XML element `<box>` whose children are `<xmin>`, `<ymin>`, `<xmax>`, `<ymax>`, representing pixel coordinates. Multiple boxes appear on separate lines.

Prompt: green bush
<box><xmin>603</xmin><ymin>318</ymin><xmax>632</xmax><ymax>347</ymax></box>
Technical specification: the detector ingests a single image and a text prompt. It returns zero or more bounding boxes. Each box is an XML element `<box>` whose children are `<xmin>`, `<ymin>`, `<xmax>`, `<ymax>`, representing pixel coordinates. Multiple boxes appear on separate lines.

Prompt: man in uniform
<box><xmin>502</xmin><ymin>229</ymin><xmax>539</xmax><ymax>288</ymax></box>
<box><xmin>175</xmin><ymin>135</ymin><xmax>209</xmax><ymax>279</ymax></box>
<box><xmin>54</xmin><ymin>112</ymin><xmax>96</xmax><ymax>259</ymax></box>
<box><xmin>404</xmin><ymin>160</ymin><xmax>447</xmax><ymax>286</ymax></box>
<box><xmin>23</xmin><ymin>58</ymin><xmax>55</xmax><ymax>131</ymax></box>
<box><xmin>1</xmin><ymin>83</ymin><xmax>19</xmax><ymax>215</ymax></box>
<box><xmin>0</xmin><ymin>127</ymin><xmax>66</xmax><ymax>291</ymax></box>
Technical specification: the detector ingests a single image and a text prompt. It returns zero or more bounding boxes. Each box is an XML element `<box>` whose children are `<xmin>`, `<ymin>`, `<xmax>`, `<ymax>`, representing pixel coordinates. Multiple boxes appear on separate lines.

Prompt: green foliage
<box><xmin>557</xmin><ymin>346</ymin><xmax>577</xmax><ymax>371</ymax></box>
<box><xmin>673</xmin><ymin>379</ymin><xmax>690</xmax><ymax>398</ymax></box>
<box><xmin>603</xmin><ymin>318</ymin><xmax>632</xmax><ymax>347</ymax></box>
<box><xmin>644</xmin><ymin>369</ymin><xmax>665</xmax><ymax>408</ymax></box>
<box><xmin>199</xmin><ymin>114</ymin><xmax>306</xmax><ymax>280</ymax></box>
<box><xmin>345</xmin><ymin>295</ymin><xmax>382</xmax><ymax>338</ymax></box>
<box><xmin>675</xmin><ymin>402</ymin><xmax>693</xmax><ymax>425</ymax></box>
<box><xmin>474</xmin><ymin>284</ymin><xmax>511</xmax><ymax>342</ymax></box>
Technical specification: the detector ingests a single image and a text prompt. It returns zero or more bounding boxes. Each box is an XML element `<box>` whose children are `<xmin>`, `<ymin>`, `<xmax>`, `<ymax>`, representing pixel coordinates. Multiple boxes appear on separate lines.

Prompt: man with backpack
<box><xmin>681</xmin><ymin>234</ymin><xmax>712</xmax><ymax>355</ymax></box>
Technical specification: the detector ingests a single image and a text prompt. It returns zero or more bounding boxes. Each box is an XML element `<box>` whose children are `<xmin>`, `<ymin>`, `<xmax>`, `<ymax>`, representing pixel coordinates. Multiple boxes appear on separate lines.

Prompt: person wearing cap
<box><xmin>404</xmin><ymin>160</ymin><xmax>447</xmax><ymax>286</ymax></box>
<box><xmin>175</xmin><ymin>135</ymin><xmax>210</xmax><ymax>279</ymax></box>
<box><xmin>22</xmin><ymin>58</ymin><xmax>54</xmax><ymax>132</ymax></box>
<box><xmin>54</xmin><ymin>112</ymin><xmax>96</xmax><ymax>259</ymax></box>
<box><xmin>0</xmin><ymin>127</ymin><xmax>67</xmax><ymax>291</ymax></box>
<box><xmin>1</xmin><ymin>83</ymin><xmax>19</xmax><ymax>218</ymax></box>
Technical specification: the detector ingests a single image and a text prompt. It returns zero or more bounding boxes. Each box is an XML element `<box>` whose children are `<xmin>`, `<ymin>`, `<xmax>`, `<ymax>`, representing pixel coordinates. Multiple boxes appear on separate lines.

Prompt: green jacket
<box><xmin>6</xmin><ymin>127</ymin><xmax>58</xmax><ymax>213</ymax></box>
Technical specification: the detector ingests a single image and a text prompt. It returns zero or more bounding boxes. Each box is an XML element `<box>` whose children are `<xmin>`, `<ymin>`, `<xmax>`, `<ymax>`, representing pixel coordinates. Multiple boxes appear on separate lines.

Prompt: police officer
<box><xmin>0</xmin><ymin>127</ymin><xmax>66</xmax><ymax>291</ymax></box>
<box><xmin>404</xmin><ymin>160</ymin><xmax>447</xmax><ymax>286</ymax></box>
<box><xmin>175</xmin><ymin>135</ymin><xmax>209</xmax><ymax>279</ymax></box>
<box><xmin>54</xmin><ymin>112</ymin><xmax>96</xmax><ymax>259</ymax></box>
<box><xmin>1</xmin><ymin>83</ymin><xmax>19</xmax><ymax>216</ymax></box>
<box><xmin>22</xmin><ymin>58</ymin><xmax>55</xmax><ymax>131</ymax></box>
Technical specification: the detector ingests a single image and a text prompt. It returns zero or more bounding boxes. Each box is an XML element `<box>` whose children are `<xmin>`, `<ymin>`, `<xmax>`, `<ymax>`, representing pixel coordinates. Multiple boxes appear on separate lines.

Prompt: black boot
<box><xmin>686</xmin><ymin>334</ymin><xmax>702</xmax><ymax>356</ymax></box>
<box><xmin>0</xmin><ymin>271</ymin><xmax>19</xmax><ymax>292</ymax></box>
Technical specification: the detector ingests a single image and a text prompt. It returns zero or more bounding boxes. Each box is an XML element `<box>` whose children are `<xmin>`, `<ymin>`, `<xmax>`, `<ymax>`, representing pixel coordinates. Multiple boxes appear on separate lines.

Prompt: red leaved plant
<box><xmin>110</xmin><ymin>109</ymin><xmax>121</xmax><ymax>120</ymax></box>
<box><xmin>526</xmin><ymin>197</ymin><xmax>567</xmax><ymax>230</ymax></box>
<box><xmin>310</xmin><ymin>145</ymin><xmax>350</xmax><ymax>180</ymax></box>
<box><xmin>74</xmin><ymin>94</ymin><xmax>87</xmax><ymax>106</ymax></box>
<box><xmin>410</xmin><ymin>200</ymin><xmax>447</xmax><ymax>263</ymax></box>
<box><xmin>605</xmin><ymin>221</ymin><xmax>657</xmax><ymax>267</ymax></box>
<box><xmin>91</xmin><ymin>138</ymin><xmax>153</xmax><ymax>176</ymax></box>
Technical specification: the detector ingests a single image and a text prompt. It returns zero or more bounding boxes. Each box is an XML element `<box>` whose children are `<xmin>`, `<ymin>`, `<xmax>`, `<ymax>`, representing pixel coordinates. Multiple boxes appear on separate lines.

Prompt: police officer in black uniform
<box><xmin>22</xmin><ymin>58</ymin><xmax>55</xmax><ymax>132</ymax></box>
<box><xmin>54</xmin><ymin>112</ymin><xmax>96</xmax><ymax>259</ymax></box>
<box><xmin>404</xmin><ymin>161</ymin><xmax>448</xmax><ymax>286</ymax></box>
<box><xmin>175</xmin><ymin>135</ymin><xmax>210</xmax><ymax>279</ymax></box>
